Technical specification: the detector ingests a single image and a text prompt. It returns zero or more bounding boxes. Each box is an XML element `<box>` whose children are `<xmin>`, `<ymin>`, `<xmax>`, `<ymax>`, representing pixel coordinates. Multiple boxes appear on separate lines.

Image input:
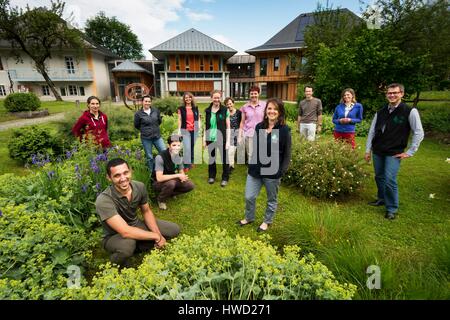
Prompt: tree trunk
<box><xmin>413</xmin><ymin>91</ymin><xmax>420</xmax><ymax>108</ymax></box>
<box><xmin>36</xmin><ymin>65</ymin><xmax>63</xmax><ymax>101</ymax></box>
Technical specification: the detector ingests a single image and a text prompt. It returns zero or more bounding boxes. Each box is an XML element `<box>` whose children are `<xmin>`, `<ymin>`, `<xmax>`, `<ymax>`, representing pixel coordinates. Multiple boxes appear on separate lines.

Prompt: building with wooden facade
<box><xmin>150</xmin><ymin>28</ymin><xmax>237</xmax><ymax>98</ymax></box>
<box><xmin>246</xmin><ymin>9</ymin><xmax>359</xmax><ymax>102</ymax></box>
<box><xmin>111</xmin><ymin>60</ymin><xmax>156</xmax><ymax>101</ymax></box>
<box><xmin>227</xmin><ymin>55</ymin><xmax>256</xmax><ymax>100</ymax></box>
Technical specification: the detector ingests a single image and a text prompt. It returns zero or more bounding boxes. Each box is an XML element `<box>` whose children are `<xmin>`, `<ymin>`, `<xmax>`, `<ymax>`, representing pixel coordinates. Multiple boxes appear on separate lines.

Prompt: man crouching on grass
<box><xmin>95</xmin><ymin>158</ymin><xmax>180</xmax><ymax>268</ymax></box>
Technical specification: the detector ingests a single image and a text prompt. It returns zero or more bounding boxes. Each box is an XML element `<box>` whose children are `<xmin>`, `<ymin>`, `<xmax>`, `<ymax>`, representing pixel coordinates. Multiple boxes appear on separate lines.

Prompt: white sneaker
<box><xmin>158</xmin><ymin>202</ymin><xmax>167</xmax><ymax>210</ymax></box>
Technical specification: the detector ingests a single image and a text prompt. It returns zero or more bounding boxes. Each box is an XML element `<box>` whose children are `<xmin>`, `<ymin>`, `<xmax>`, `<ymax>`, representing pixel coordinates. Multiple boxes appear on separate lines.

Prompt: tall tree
<box><xmin>362</xmin><ymin>0</ymin><xmax>450</xmax><ymax>93</ymax></box>
<box><xmin>85</xmin><ymin>12</ymin><xmax>144</xmax><ymax>60</ymax></box>
<box><xmin>0</xmin><ymin>0</ymin><xmax>85</xmax><ymax>101</ymax></box>
<box><xmin>300</xmin><ymin>2</ymin><xmax>365</xmax><ymax>83</ymax></box>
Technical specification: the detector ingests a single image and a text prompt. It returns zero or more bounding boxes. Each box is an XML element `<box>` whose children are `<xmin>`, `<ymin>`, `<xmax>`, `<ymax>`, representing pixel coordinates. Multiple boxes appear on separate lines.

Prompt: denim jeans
<box><xmin>181</xmin><ymin>129</ymin><xmax>198</xmax><ymax>167</ymax></box>
<box><xmin>372</xmin><ymin>153</ymin><xmax>401</xmax><ymax>214</ymax></box>
<box><xmin>141</xmin><ymin>137</ymin><xmax>166</xmax><ymax>171</ymax></box>
<box><xmin>244</xmin><ymin>174</ymin><xmax>281</xmax><ymax>224</ymax></box>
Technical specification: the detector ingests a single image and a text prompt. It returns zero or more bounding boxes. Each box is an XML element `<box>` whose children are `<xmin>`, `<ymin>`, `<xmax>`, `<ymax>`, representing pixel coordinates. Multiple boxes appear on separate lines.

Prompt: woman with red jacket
<box><xmin>72</xmin><ymin>96</ymin><xmax>111</xmax><ymax>149</ymax></box>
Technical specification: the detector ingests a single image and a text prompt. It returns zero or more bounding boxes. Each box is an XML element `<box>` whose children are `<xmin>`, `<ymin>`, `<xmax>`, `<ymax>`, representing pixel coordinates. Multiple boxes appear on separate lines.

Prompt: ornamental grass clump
<box><xmin>65</xmin><ymin>228</ymin><xmax>356</xmax><ymax>300</ymax></box>
<box><xmin>284</xmin><ymin>139</ymin><xmax>367</xmax><ymax>198</ymax></box>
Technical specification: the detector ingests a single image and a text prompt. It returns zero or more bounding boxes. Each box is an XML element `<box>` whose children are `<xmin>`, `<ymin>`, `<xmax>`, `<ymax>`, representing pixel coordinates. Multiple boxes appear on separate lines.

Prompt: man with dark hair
<box><xmin>96</xmin><ymin>158</ymin><xmax>180</xmax><ymax>267</ymax></box>
<box><xmin>153</xmin><ymin>135</ymin><xmax>195</xmax><ymax>210</ymax></box>
<box><xmin>238</xmin><ymin>86</ymin><xmax>266</xmax><ymax>163</ymax></box>
<box><xmin>365</xmin><ymin>83</ymin><xmax>424</xmax><ymax>220</ymax></box>
<box><xmin>297</xmin><ymin>86</ymin><xmax>322</xmax><ymax>141</ymax></box>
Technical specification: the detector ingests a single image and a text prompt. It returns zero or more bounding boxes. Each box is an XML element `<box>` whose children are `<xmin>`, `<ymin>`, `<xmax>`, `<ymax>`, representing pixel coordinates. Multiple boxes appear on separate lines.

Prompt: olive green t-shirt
<box><xmin>95</xmin><ymin>180</ymin><xmax>148</xmax><ymax>238</ymax></box>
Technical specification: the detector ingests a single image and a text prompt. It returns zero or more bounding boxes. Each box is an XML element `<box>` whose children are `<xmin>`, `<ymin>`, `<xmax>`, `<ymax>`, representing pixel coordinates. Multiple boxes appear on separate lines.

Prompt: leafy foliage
<box><xmin>85</xmin><ymin>11</ymin><xmax>144</xmax><ymax>60</ymax></box>
<box><xmin>152</xmin><ymin>96</ymin><xmax>181</xmax><ymax>116</ymax></box>
<box><xmin>4</xmin><ymin>92</ymin><xmax>41</xmax><ymax>112</ymax></box>
<box><xmin>8</xmin><ymin>126</ymin><xmax>64</xmax><ymax>164</ymax></box>
<box><xmin>0</xmin><ymin>202</ymin><xmax>97</xmax><ymax>300</ymax></box>
<box><xmin>284</xmin><ymin>138</ymin><xmax>367</xmax><ymax>198</ymax></box>
<box><xmin>65</xmin><ymin>228</ymin><xmax>356</xmax><ymax>300</ymax></box>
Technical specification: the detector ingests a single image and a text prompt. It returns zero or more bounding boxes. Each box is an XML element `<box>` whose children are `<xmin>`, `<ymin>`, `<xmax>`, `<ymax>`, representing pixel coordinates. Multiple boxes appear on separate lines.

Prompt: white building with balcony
<box><xmin>0</xmin><ymin>40</ymin><xmax>119</xmax><ymax>101</ymax></box>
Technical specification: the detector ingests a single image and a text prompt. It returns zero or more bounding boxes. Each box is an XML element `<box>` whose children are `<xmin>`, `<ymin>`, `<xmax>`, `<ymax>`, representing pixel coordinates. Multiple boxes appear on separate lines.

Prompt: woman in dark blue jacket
<box><xmin>237</xmin><ymin>98</ymin><xmax>292</xmax><ymax>232</ymax></box>
<box><xmin>134</xmin><ymin>95</ymin><xmax>165</xmax><ymax>172</ymax></box>
<box><xmin>332</xmin><ymin>88</ymin><xmax>363</xmax><ymax>149</ymax></box>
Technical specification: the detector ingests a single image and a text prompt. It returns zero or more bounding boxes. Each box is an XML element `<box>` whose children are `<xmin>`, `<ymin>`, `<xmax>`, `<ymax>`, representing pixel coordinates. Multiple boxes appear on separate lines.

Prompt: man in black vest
<box><xmin>365</xmin><ymin>83</ymin><xmax>424</xmax><ymax>220</ymax></box>
<box><xmin>153</xmin><ymin>135</ymin><xmax>195</xmax><ymax>210</ymax></box>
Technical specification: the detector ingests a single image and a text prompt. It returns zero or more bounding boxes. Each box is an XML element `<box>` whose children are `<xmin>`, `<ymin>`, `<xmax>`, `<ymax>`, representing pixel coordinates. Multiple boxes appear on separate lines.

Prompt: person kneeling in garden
<box><xmin>152</xmin><ymin>135</ymin><xmax>195</xmax><ymax>210</ymax></box>
<box><xmin>95</xmin><ymin>158</ymin><xmax>180</xmax><ymax>268</ymax></box>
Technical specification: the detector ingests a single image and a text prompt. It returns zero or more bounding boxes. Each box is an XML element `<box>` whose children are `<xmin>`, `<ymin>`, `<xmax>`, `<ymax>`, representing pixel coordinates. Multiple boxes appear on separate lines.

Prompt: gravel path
<box><xmin>0</xmin><ymin>113</ymin><xmax>66</xmax><ymax>132</ymax></box>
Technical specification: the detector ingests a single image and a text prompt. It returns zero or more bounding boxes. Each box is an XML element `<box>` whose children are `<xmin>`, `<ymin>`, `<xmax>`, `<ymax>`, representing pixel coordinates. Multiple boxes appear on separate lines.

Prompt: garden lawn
<box><xmin>0</xmin><ymin>100</ymin><xmax>80</xmax><ymax>123</ymax></box>
<box><xmin>153</xmin><ymin>135</ymin><xmax>450</xmax><ymax>299</ymax></box>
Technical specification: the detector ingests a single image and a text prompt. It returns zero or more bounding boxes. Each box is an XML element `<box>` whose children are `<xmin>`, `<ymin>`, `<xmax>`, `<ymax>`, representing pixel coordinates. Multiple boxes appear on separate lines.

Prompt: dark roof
<box><xmin>246</xmin><ymin>8</ymin><xmax>361</xmax><ymax>53</ymax></box>
<box><xmin>227</xmin><ymin>55</ymin><xmax>256</xmax><ymax>64</ymax></box>
<box><xmin>111</xmin><ymin>60</ymin><xmax>152</xmax><ymax>74</ymax></box>
<box><xmin>150</xmin><ymin>28</ymin><xmax>237</xmax><ymax>60</ymax></box>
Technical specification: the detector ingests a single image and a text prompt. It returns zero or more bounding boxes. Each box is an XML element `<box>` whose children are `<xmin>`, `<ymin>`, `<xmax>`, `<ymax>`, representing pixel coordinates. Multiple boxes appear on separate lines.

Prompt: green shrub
<box><xmin>65</xmin><ymin>228</ymin><xmax>356</xmax><ymax>300</ymax></box>
<box><xmin>8</xmin><ymin>126</ymin><xmax>64</xmax><ymax>164</ymax></box>
<box><xmin>160</xmin><ymin>115</ymin><xmax>178</xmax><ymax>142</ymax></box>
<box><xmin>0</xmin><ymin>203</ymin><xmax>97</xmax><ymax>300</ymax></box>
<box><xmin>4</xmin><ymin>92</ymin><xmax>41</xmax><ymax>112</ymax></box>
<box><xmin>285</xmin><ymin>102</ymin><xmax>298</xmax><ymax>122</ymax></box>
<box><xmin>284</xmin><ymin>139</ymin><xmax>367</xmax><ymax>198</ymax></box>
<box><xmin>417</xmin><ymin>105</ymin><xmax>450</xmax><ymax>134</ymax></box>
<box><xmin>152</xmin><ymin>96</ymin><xmax>180</xmax><ymax>116</ymax></box>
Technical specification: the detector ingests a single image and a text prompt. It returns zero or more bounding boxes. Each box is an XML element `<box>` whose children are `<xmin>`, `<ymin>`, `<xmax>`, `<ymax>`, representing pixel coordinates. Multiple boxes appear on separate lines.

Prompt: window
<box><xmin>0</xmin><ymin>57</ymin><xmax>3</xmax><ymax>71</ymax></box>
<box><xmin>209</xmin><ymin>56</ymin><xmax>214</xmax><ymax>71</ymax></box>
<box><xmin>60</xmin><ymin>87</ymin><xmax>67</xmax><ymax>96</ymax></box>
<box><xmin>0</xmin><ymin>85</ymin><xmax>6</xmax><ymax>96</ymax></box>
<box><xmin>274</xmin><ymin>57</ymin><xmax>280</xmax><ymax>72</ymax></box>
<box><xmin>42</xmin><ymin>85</ymin><xmax>50</xmax><ymax>96</ymax></box>
<box><xmin>68</xmin><ymin>85</ymin><xmax>78</xmax><ymax>96</ymax></box>
<box><xmin>79</xmin><ymin>86</ymin><xmax>85</xmax><ymax>96</ymax></box>
<box><xmin>65</xmin><ymin>56</ymin><xmax>75</xmax><ymax>74</ymax></box>
<box><xmin>176</xmin><ymin>55</ymin><xmax>180</xmax><ymax>71</ymax></box>
<box><xmin>200</xmin><ymin>56</ymin><xmax>204</xmax><ymax>71</ymax></box>
<box><xmin>185</xmin><ymin>56</ymin><xmax>190</xmax><ymax>71</ymax></box>
<box><xmin>260</xmin><ymin>58</ymin><xmax>268</xmax><ymax>76</ymax></box>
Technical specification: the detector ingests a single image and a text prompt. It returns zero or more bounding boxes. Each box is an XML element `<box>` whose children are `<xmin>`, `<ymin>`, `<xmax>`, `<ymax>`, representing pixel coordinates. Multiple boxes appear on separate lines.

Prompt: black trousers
<box><xmin>207</xmin><ymin>141</ymin><xmax>229</xmax><ymax>181</ymax></box>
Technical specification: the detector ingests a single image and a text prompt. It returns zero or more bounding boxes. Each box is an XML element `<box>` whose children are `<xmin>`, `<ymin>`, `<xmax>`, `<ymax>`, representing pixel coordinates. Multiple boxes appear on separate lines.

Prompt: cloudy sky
<box><xmin>12</xmin><ymin>0</ymin><xmax>364</xmax><ymax>58</ymax></box>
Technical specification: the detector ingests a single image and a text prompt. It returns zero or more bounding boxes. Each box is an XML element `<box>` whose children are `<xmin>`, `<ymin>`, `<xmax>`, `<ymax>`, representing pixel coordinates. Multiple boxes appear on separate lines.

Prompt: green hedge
<box><xmin>64</xmin><ymin>228</ymin><xmax>356</xmax><ymax>300</ymax></box>
<box><xmin>284</xmin><ymin>138</ymin><xmax>367</xmax><ymax>198</ymax></box>
<box><xmin>4</xmin><ymin>93</ymin><xmax>41</xmax><ymax>112</ymax></box>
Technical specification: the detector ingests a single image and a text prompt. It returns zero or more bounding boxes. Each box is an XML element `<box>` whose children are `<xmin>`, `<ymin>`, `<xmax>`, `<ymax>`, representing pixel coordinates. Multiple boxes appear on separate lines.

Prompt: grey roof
<box><xmin>227</xmin><ymin>55</ymin><xmax>256</xmax><ymax>64</ymax></box>
<box><xmin>246</xmin><ymin>8</ymin><xmax>361</xmax><ymax>53</ymax></box>
<box><xmin>112</xmin><ymin>60</ymin><xmax>151</xmax><ymax>74</ymax></box>
<box><xmin>150</xmin><ymin>28</ymin><xmax>237</xmax><ymax>59</ymax></box>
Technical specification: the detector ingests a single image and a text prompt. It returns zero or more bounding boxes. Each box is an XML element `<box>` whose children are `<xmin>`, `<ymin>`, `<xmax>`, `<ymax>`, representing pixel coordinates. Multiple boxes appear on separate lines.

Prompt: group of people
<box><xmin>297</xmin><ymin>86</ymin><xmax>363</xmax><ymax>149</ymax></box>
<box><xmin>71</xmin><ymin>82</ymin><xmax>424</xmax><ymax>267</ymax></box>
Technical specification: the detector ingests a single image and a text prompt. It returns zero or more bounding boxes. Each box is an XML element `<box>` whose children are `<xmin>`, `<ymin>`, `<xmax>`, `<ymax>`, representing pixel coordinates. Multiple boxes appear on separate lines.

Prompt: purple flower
<box><xmin>47</xmin><ymin>170</ymin><xmax>56</xmax><ymax>179</ymax></box>
<box><xmin>96</xmin><ymin>152</ymin><xmax>108</xmax><ymax>162</ymax></box>
<box><xmin>90</xmin><ymin>159</ymin><xmax>100</xmax><ymax>174</ymax></box>
<box><xmin>66</xmin><ymin>151</ymin><xmax>72</xmax><ymax>159</ymax></box>
<box><xmin>81</xmin><ymin>184</ymin><xmax>88</xmax><ymax>193</ymax></box>
<box><xmin>75</xmin><ymin>164</ymin><xmax>80</xmax><ymax>173</ymax></box>
<box><xmin>125</xmin><ymin>150</ymin><xmax>131</xmax><ymax>157</ymax></box>
<box><xmin>31</xmin><ymin>154</ymin><xmax>38</xmax><ymax>165</ymax></box>
<box><xmin>95</xmin><ymin>183</ymin><xmax>101</xmax><ymax>191</ymax></box>
<box><xmin>0</xmin><ymin>209</ymin><xmax>3</xmax><ymax>218</ymax></box>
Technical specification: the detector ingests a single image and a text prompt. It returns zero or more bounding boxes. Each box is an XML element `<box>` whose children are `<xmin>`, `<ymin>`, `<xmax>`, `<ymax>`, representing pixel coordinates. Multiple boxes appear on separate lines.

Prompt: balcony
<box><xmin>8</xmin><ymin>68</ymin><xmax>94</xmax><ymax>82</ymax></box>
